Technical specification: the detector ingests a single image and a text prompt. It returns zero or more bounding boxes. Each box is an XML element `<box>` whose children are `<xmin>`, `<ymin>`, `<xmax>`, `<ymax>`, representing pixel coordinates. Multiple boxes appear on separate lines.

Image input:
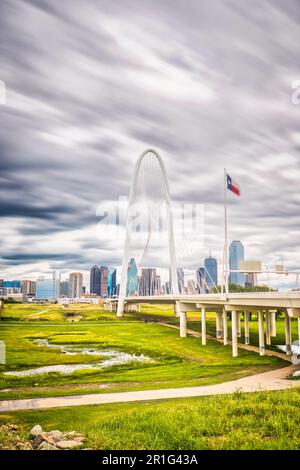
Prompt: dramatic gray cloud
<box><xmin>0</xmin><ymin>0</ymin><xmax>299</xmax><ymax>288</ymax></box>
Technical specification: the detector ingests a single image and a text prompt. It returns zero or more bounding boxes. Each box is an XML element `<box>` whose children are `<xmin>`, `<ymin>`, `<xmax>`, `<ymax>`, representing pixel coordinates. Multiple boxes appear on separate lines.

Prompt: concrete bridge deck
<box><xmin>112</xmin><ymin>292</ymin><xmax>300</xmax><ymax>313</ymax></box>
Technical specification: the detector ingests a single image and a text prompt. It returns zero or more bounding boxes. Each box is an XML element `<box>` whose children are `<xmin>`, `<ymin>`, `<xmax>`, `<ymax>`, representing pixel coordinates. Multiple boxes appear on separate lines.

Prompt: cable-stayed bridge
<box><xmin>111</xmin><ymin>149</ymin><xmax>300</xmax><ymax>358</ymax></box>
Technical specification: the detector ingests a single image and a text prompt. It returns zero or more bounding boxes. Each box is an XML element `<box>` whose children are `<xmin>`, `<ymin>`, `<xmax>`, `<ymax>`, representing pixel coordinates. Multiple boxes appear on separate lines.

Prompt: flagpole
<box><xmin>224</xmin><ymin>168</ymin><xmax>228</xmax><ymax>294</ymax></box>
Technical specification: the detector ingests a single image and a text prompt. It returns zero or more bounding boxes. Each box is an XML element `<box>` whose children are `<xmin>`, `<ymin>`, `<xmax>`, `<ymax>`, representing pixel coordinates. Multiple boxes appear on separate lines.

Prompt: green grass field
<box><xmin>0</xmin><ymin>304</ymin><xmax>287</xmax><ymax>400</ymax></box>
<box><xmin>0</xmin><ymin>303</ymin><xmax>299</xmax><ymax>450</ymax></box>
<box><xmin>1</xmin><ymin>388</ymin><xmax>299</xmax><ymax>449</ymax></box>
<box><xmin>0</xmin><ymin>302</ymin><xmax>178</xmax><ymax>323</ymax></box>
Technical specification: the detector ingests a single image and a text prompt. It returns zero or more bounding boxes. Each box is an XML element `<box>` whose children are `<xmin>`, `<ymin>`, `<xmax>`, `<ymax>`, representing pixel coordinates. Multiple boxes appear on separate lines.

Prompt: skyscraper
<box><xmin>59</xmin><ymin>280</ymin><xmax>69</xmax><ymax>297</ymax></box>
<box><xmin>68</xmin><ymin>272</ymin><xmax>83</xmax><ymax>298</ymax></box>
<box><xmin>177</xmin><ymin>268</ymin><xmax>184</xmax><ymax>293</ymax></box>
<box><xmin>139</xmin><ymin>268</ymin><xmax>156</xmax><ymax>296</ymax></box>
<box><xmin>154</xmin><ymin>275</ymin><xmax>161</xmax><ymax>295</ymax></box>
<box><xmin>229</xmin><ymin>240</ymin><xmax>245</xmax><ymax>286</ymax></box>
<box><xmin>196</xmin><ymin>267</ymin><xmax>205</xmax><ymax>292</ymax></box>
<box><xmin>100</xmin><ymin>266</ymin><xmax>109</xmax><ymax>297</ymax></box>
<box><xmin>108</xmin><ymin>268</ymin><xmax>117</xmax><ymax>297</ymax></box>
<box><xmin>36</xmin><ymin>278</ymin><xmax>59</xmax><ymax>300</ymax></box>
<box><xmin>22</xmin><ymin>280</ymin><xmax>36</xmax><ymax>301</ymax></box>
<box><xmin>204</xmin><ymin>255</ymin><xmax>218</xmax><ymax>290</ymax></box>
<box><xmin>90</xmin><ymin>265</ymin><xmax>101</xmax><ymax>295</ymax></box>
<box><xmin>127</xmin><ymin>258</ymin><xmax>138</xmax><ymax>295</ymax></box>
<box><xmin>187</xmin><ymin>279</ymin><xmax>196</xmax><ymax>294</ymax></box>
<box><xmin>164</xmin><ymin>280</ymin><xmax>171</xmax><ymax>294</ymax></box>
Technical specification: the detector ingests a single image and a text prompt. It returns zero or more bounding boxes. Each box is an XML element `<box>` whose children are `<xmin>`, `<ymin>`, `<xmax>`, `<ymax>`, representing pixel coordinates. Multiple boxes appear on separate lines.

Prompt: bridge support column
<box><xmin>117</xmin><ymin>298</ymin><xmax>125</xmax><ymax>318</ymax></box>
<box><xmin>270</xmin><ymin>311</ymin><xmax>276</xmax><ymax>337</ymax></box>
<box><xmin>216</xmin><ymin>312</ymin><xmax>222</xmax><ymax>339</ymax></box>
<box><xmin>237</xmin><ymin>312</ymin><xmax>241</xmax><ymax>338</ymax></box>
<box><xmin>266</xmin><ymin>310</ymin><xmax>271</xmax><ymax>346</ymax></box>
<box><xmin>201</xmin><ymin>307</ymin><xmax>206</xmax><ymax>346</ymax></box>
<box><xmin>231</xmin><ymin>310</ymin><xmax>238</xmax><ymax>357</ymax></box>
<box><xmin>223</xmin><ymin>308</ymin><xmax>228</xmax><ymax>345</ymax></box>
<box><xmin>298</xmin><ymin>318</ymin><xmax>300</xmax><ymax>348</ymax></box>
<box><xmin>258</xmin><ymin>311</ymin><xmax>265</xmax><ymax>356</ymax></box>
<box><xmin>244</xmin><ymin>311</ymin><xmax>250</xmax><ymax>345</ymax></box>
<box><xmin>179</xmin><ymin>311</ymin><xmax>187</xmax><ymax>338</ymax></box>
<box><xmin>285</xmin><ymin>312</ymin><xmax>292</xmax><ymax>355</ymax></box>
<box><xmin>219</xmin><ymin>312</ymin><xmax>223</xmax><ymax>338</ymax></box>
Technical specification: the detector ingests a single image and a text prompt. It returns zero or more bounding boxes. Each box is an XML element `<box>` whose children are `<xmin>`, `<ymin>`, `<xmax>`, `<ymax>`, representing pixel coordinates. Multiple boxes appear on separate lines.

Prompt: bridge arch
<box><xmin>117</xmin><ymin>149</ymin><xmax>178</xmax><ymax>317</ymax></box>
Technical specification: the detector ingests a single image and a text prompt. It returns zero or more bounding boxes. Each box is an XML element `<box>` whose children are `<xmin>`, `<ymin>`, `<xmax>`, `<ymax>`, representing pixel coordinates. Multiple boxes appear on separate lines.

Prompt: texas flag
<box><xmin>227</xmin><ymin>173</ymin><xmax>240</xmax><ymax>196</ymax></box>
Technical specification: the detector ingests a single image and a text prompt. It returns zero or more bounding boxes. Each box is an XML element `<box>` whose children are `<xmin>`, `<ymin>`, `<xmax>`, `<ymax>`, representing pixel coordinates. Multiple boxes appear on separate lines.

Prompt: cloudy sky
<box><xmin>0</xmin><ymin>0</ymin><xmax>300</xmax><ymax>287</ymax></box>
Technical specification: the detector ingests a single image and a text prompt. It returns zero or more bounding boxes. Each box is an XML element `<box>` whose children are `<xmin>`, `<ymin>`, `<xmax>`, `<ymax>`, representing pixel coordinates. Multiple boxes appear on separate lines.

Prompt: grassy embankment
<box><xmin>0</xmin><ymin>388</ymin><xmax>299</xmax><ymax>450</ymax></box>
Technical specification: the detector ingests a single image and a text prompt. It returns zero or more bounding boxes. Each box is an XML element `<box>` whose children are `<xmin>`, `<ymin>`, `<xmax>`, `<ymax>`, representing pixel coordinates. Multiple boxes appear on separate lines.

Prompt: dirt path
<box><xmin>25</xmin><ymin>310</ymin><xmax>49</xmax><ymax>317</ymax></box>
<box><xmin>0</xmin><ymin>364</ymin><xmax>299</xmax><ymax>413</ymax></box>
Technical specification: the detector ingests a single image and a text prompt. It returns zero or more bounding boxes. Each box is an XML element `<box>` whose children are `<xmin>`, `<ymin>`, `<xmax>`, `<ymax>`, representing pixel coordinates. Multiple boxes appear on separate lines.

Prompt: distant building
<box><xmin>245</xmin><ymin>273</ymin><xmax>258</xmax><ymax>288</ymax></box>
<box><xmin>164</xmin><ymin>281</ymin><xmax>171</xmax><ymax>294</ymax></box>
<box><xmin>139</xmin><ymin>268</ymin><xmax>156</xmax><ymax>296</ymax></box>
<box><xmin>0</xmin><ymin>293</ymin><xmax>23</xmax><ymax>301</ymax></box>
<box><xmin>90</xmin><ymin>265</ymin><xmax>101</xmax><ymax>296</ymax></box>
<box><xmin>108</xmin><ymin>268</ymin><xmax>117</xmax><ymax>297</ymax></box>
<box><xmin>177</xmin><ymin>268</ymin><xmax>184</xmax><ymax>293</ymax></box>
<box><xmin>168</xmin><ymin>268</ymin><xmax>179</xmax><ymax>294</ymax></box>
<box><xmin>1</xmin><ymin>280</ymin><xmax>21</xmax><ymax>296</ymax></box>
<box><xmin>36</xmin><ymin>278</ymin><xmax>59</xmax><ymax>300</ymax></box>
<box><xmin>196</xmin><ymin>267</ymin><xmax>205</xmax><ymax>292</ymax></box>
<box><xmin>204</xmin><ymin>255</ymin><xmax>218</xmax><ymax>290</ymax></box>
<box><xmin>229</xmin><ymin>241</ymin><xmax>245</xmax><ymax>286</ymax></box>
<box><xmin>59</xmin><ymin>280</ymin><xmax>69</xmax><ymax>297</ymax></box>
<box><xmin>187</xmin><ymin>279</ymin><xmax>196</xmax><ymax>294</ymax></box>
<box><xmin>3</xmin><ymin>280</ymin><xmax>21</xmax><ymax>290</ymax></box>
<box><xmin>100</xmin><ymin>266</ymin><xmax>109</xmax><ymax>298</ymax></box>
<box><xmin>154</xmin><ymin>275</ymin><xmax>161</xmax><ymax>295</ymax></box>
<box><xmin>127</xmin><ymin>258</ymin><xmax>138</xmax><ymax>295</ymax></box>
<box><xmin>68</xmin><ymin>272</ymin><xmax>83</xmax><ymax>298</ymax></box>
<box><xmin>22</xmin><ymin>280</ymin><xmax>36</xmax><ymax>301</ymax></box>
<box><xmin>58</xmin><ymin>297</ymin><xmax>100</xmax><ymax>305</ymax></box>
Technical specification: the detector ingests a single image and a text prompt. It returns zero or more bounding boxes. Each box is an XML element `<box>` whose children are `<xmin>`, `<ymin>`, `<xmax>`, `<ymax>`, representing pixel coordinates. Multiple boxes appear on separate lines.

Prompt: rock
<box><xmin>72</xmin><ymin>435</ymin><xmax>85</xmax><ymax>443</ymax></box>
<box><xmin>41</xmin><ymin>433</ymin><xmax>56</xmax><ymax>446</ymax></box>
<box><xmin>16</xmin><ymin>442</ymin><xmax>32</xmax><ymax>450</ymax></box>
<box><xmin>31</xmin><ymin>434</ymin><xmax>44</xmax><ymax>449</ymax></box>
<box><xmin>64</xmin><ymin>431</ymin><xmax>76</xmax><ymax>437</ymax></box>
<box><xmin>64</xmin><ymin>431</ymin><xmax>85</xmax><ymax>442</ymax></box>
<box><xmin>7</xmin><ymin>423</ymin><xmax>18</xmax><ymax>432</ymax></box>
<box><xmin>30</xmin><ymin>425</ymin><xmax>43</xmax><ymax>437</ymax></box>
<box><xmin>56</xmin><ymin>440</ymin><xmax>82</xmax><ymax>449</ymax></box>
<box><xmin>48</xmin><ymin>430</ymin><xmax>63</xmax><ymax>442</ymax></box>
<box><xmin>38</xmin><ymin>441</ymin><xmax>58</xmax><ymax>451</ymax></box>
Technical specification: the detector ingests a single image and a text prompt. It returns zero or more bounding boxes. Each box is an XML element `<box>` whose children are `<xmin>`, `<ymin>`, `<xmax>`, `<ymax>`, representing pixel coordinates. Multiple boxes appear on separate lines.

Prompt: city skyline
<box><xmin>1</xmin><ymin>1</ymin><xmax>300</xmax><ymax>283</ymax></box>
<box><xmin>0</xmin><ymin>241</ymin><xmax>278</xmax><ymax>299</ymax></box>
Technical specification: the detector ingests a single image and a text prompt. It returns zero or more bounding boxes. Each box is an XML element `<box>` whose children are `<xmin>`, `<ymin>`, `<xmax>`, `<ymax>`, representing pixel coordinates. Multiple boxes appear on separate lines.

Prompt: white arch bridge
<box><xmin>110</xmin><ymin>149</ymin><xmax>300</xmax><ymax>358</ymax></box>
